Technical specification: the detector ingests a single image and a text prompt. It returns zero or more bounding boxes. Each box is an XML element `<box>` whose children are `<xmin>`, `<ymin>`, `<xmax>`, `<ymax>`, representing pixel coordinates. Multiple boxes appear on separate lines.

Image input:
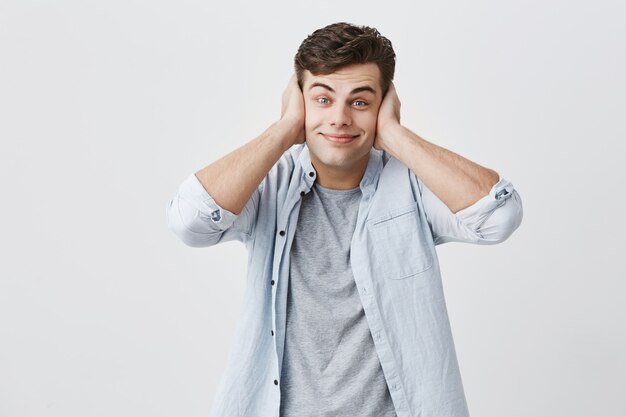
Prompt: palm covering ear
<box><xmin>374</xmin><ymin>82</ymin><xmax>401</xmax><ymax>151</ymax></box>
<box><xmin>280</xmin><ymin>74</ymin><xmax>306</xmax><ymax>145</ymax></box>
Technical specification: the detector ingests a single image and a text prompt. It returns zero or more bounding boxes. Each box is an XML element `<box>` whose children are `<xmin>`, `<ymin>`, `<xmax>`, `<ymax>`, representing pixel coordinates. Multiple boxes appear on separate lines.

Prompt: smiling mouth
<box><xmin>321</xmin><ymin>133</ymin><xmax>360</xmax><ymax>144</ymax></box>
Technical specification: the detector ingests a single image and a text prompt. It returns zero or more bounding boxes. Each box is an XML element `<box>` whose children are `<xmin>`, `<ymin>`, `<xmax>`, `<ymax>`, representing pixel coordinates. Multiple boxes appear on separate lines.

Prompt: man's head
<box><xmin>293</xmin><ymin>23</ymin><xmax>396</xmax><ymax>187</ymax></box>
<box><xmin>294</xmin><ymin>22</ymin><xmax>396</xmax><ymax>95</ymax></box>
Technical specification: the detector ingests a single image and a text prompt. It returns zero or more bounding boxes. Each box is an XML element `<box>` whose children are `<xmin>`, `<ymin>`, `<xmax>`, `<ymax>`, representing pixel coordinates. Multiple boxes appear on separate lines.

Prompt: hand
<box><xmin>374</xmin><ymin>82</ymin><xmax>402</xmax><ymax>151</ymax></box>
<box><xmin>278</xmin><ymin>74</ymin><xmax>306</xmax><ymax>145</ymax></box>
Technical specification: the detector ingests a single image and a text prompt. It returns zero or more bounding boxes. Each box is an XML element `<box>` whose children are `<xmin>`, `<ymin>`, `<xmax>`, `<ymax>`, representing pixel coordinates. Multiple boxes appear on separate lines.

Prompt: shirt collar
<box><xmin>297</xmin><ymin>144</ymin><xmax>384</xmax><ymax>193</ymax></box>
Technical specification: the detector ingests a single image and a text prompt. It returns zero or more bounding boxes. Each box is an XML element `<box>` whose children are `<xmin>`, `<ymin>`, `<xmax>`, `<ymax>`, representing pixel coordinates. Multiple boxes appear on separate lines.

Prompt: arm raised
<box><xmin>195</xmin><ymin>75</ymin><xmax>305</xmax><ymax>215</ymax></box>
<box><xmin>166</xmin><ymin>75</ymin><xmax>305</xmax><ymax>247</ymax></box>
<box><xmin>375</xmin><ymin>83</ymin><xmax>500</xmax><ymax>214</ymax></box>
<box><xmin>376</xmin><ymin>83</ymin><xmax>523</xmax><ymax>245</ymax></box>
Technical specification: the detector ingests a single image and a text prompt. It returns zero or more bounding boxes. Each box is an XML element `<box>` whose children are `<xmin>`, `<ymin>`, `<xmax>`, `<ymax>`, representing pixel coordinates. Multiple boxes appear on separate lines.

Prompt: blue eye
<box><xmin>317</xmin><ymin>97</ymin><xmax>330</xmax><ymax>104</ymax></box>
<box><xmin>353</xmin><ymin>100</ymin><xmax>367</xmax><ymax>107</ymax></box>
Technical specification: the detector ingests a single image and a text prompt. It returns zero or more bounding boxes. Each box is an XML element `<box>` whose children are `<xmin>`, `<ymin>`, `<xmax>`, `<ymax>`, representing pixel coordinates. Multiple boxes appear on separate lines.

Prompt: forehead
<box><xmin>303</xmin><ymin>63</ymin><xmax>381</xmax><ymax>94</ymax></box>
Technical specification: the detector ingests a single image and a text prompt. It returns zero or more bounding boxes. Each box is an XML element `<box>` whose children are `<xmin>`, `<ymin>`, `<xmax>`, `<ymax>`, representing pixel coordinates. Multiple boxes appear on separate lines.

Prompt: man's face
<box><xmin>301</xmin><ymin>63</ymin><xmax>383</xmax><ymax>176</ymax></box>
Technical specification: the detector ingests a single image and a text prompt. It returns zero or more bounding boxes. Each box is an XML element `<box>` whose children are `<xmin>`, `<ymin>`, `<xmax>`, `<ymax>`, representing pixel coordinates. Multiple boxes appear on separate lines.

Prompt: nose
<box><xmin>329</xmin><ymin>103</ymin><xmax>352</xmax><ymax>127</ymax></box>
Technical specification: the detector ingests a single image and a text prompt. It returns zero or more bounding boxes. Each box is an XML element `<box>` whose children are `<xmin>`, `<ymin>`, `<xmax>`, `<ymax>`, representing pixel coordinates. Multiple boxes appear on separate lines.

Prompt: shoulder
<box><xmin>271</xmin><ymin>143</ymin><xmax>306</xmax><ymax>173</ymax></box>
<box><xmin>375</xmin><ymin>153</ymin><xmax>421</xmax><ymax>202</ymax></box>
<box><xmin>380</xmin><ymin>152</ymin><xmax>412</xmax><ymax>181</ymax></box>
<box><xmin>258</xmin><ymin>144</ymin><xmax>308</xmax><ymax>194</ymax></box>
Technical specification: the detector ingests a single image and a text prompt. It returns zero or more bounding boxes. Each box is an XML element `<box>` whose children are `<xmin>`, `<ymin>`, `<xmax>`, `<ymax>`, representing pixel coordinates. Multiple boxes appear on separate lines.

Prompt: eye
<box><xmin>317</xmin><ymin>97</ymin><xmax>330</xmax><ymax>105</ymax></box>
<box><xmin>353</xmin><ymin>100</ymin><xmax>367</xmax><ymax>107</ymax></box>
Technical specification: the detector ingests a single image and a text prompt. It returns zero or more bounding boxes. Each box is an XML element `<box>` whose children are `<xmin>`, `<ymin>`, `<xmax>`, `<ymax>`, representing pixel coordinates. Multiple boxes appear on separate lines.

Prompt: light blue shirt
<box><xmin>166</xmin><ymin>144</ymin><xmax>523</xmax><ymax>417</ymax></box>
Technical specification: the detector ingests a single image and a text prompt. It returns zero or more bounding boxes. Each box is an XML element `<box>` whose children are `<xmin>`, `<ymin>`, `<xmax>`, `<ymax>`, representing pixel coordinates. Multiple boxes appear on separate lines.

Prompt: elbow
<box><xmin>475</xmin><ymin>190</ymin><xmax>524</xmax><ymax>245</ymax></box>
<box><xmin>166</xmin><ymin>197</ymin><xmax>221</xmax><ymax>248</ymax></box>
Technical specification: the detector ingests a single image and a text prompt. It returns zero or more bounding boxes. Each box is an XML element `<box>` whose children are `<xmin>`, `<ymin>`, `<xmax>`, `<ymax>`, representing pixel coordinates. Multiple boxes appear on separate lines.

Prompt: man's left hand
<box><xmin>374</xmin><ymin>82</ymin><xmax>402</xmax><ymax>151</ymax></box>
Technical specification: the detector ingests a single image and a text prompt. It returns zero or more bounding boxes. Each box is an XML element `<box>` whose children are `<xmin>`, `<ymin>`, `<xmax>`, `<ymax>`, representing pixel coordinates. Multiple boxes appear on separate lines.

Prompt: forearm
<box><xmin>195</xmin><ymin>121</ymin><xmax>297</xmax><ymax>215</ymax></box>
<box><xmin>380</xmin><ymin>124</ymin><xmax>500</xmax><ymax>214</ymax></box>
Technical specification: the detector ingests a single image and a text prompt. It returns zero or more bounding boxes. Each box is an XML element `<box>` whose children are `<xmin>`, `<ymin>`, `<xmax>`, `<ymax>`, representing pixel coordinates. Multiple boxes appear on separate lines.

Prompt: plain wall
<box><xmin>1</xmin><ymin>0</ymin><xmax>625</xmax><ymax>416</ymax></box>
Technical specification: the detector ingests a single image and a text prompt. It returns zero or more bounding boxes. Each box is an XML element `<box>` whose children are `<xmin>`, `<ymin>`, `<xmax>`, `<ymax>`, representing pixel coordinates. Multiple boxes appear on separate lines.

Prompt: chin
<box><xmin>309</xmin><ymin>144</ymin><xmax>371</xmax><ymax>170</ymax></box>
<box><xmin>306</xmin><ymin>131</ymin><xmax>372</xmax><ymax>164</ymax></box>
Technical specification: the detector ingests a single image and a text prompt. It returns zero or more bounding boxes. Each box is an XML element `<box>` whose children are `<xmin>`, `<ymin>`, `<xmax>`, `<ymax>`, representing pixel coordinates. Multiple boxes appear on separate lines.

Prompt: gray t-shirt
<box><xmin>279</xmin><ymin>183</ymin><xmax>397</xmax><ymax>417</ymax></box>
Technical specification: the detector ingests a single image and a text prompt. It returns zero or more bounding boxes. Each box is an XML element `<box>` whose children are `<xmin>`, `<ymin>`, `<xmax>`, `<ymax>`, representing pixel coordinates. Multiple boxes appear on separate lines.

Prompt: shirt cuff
<box><xmin>454</xmin><ymin>176</ymin><xmax>516</xmax><ymax>231</ymax></box>
<box><xmin>177</xmin><ymin>173</ymin><xmax>238</xmax><ymax>231</ymax></box>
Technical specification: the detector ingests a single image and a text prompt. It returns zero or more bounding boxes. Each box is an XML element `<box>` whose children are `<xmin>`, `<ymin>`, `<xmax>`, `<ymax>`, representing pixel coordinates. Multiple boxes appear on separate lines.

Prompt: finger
<box><xmin>383</xmin><ymin>82</ymin><xmax>393</xmax><ymax>95</ymax></box>
<box><xmin>290</xmin><ymin>73</ymin><xmax>300</xmax><ymax>89</ymax></box>
<box><xmin>388</xmin><ymin>83</ymin><xmax>398</xmax><ymax>98</ymax></box>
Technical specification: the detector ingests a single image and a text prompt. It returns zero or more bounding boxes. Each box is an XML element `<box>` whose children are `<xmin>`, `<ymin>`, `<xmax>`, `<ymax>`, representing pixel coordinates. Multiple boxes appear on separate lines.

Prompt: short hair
<box><xmin>294</xmin><ymin>22</ymin><xmax>396</xmax><ymax>95</ymax></box>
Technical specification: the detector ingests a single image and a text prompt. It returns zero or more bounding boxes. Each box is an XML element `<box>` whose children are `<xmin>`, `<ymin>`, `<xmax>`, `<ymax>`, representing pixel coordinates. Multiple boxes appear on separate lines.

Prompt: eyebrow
<box><xmin>309</xmin><ymin>82</ymin><xmax>376</xmax><ymax>95</ymax></box>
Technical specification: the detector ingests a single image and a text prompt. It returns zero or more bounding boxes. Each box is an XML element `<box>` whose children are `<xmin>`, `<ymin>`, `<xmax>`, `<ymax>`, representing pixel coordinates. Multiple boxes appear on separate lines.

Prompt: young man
<box><xmin>167</xmin><ymin>22</ymin><xmax>523</xmax><ymax>417</ymax></box>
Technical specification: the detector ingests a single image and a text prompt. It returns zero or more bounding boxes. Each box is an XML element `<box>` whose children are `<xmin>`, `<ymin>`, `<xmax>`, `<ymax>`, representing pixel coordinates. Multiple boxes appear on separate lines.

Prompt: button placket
<box><xmin>272</xmin><ymin>227</ymin><xmax>287</xmax><ymax>286</ymax></box>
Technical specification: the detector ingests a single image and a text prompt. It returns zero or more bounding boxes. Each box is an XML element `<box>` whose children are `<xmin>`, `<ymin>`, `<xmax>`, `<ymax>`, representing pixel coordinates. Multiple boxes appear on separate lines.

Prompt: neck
<box><xmin>310</xmin><ymin>154</ymin><xmax>369</xmax><ymax>190</ymax></box>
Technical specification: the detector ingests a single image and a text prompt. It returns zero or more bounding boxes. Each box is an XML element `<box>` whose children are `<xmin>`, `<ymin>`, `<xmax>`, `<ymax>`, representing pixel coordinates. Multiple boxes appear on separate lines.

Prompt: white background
<box><xmin>1</xmin><ymin>0</ymin><xmax>625</xmax><ymax>416</ymax></box>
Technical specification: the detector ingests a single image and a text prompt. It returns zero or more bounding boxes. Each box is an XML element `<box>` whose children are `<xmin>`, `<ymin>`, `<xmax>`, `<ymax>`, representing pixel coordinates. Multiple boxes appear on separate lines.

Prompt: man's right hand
<box><xmin>278</xmin><ymin>74</ymin><xmax>306</xmax><ymax>146</ymax></box>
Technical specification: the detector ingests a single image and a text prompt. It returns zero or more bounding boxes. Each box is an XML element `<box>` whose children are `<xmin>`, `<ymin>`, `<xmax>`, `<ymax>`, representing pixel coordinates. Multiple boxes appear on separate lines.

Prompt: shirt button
<box><xmin>300</xmin><ymin>191</ymin><xmax>305</xmax><ymax>197</ymax></box>
<box><xmin>495</xmin><ymin>188</ymin><xmax>509</xmax><ymax>199</ymax></box>
<box><xmin>279</xmin><ymin>230</ymin><xmax>285</xmax><ymax>236</ymax></box>
<box><xmin>274</xmin><ymin>379</ymin><xmax>279</xmax><ymax>385</ymax></box>
<box><xmin>271</xmin><ymin>280</ymin><xmax>275</xmax><ymax>286</ymax></box>
<box><xmin>209</xmin><ymin>209</ymin><xmax>221</xmax><ymax>222</ymax></box>
<box><xmin>308</xmin><ymin>172</ymin><xmax>315</xmax><ymax>177</ymax></box>
<box><xmin>271</xmin><ymin>330</ymin><xmax>274</xmax><ymax>336</ymax></box>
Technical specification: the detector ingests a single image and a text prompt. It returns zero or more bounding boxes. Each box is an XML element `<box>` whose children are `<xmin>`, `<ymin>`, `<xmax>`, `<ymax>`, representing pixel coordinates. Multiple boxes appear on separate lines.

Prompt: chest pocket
<box><xmin>367</xmin><ymin>202</ymin><xmax>434</xmax><ymax>280</ymax></box>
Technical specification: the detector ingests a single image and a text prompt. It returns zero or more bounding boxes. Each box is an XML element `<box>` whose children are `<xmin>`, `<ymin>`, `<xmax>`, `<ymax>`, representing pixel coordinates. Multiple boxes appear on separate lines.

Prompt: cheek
<box><xmin>356</xmin><ymin>112</ymin><xmax>378</xmax><ymax>133</ymax></box>
<box><xmin>304</xmin><ymin>108</ymin><xmax>323</xmax><ymax>130</ymax></box>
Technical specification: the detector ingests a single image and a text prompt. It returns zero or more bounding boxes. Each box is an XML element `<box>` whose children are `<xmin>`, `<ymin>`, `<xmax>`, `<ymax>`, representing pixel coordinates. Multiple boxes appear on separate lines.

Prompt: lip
<box><xmin>321</xmin><ymin>133</ymin><xmax>360</xmax><ymax>144</ymax></box>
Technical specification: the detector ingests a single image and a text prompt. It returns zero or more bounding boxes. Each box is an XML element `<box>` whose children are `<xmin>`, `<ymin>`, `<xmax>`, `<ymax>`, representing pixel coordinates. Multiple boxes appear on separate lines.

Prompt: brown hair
<box><xmin>294</xmin><ymin>22</ymin><xmax>396</xmax><ymax>95</ymax></box>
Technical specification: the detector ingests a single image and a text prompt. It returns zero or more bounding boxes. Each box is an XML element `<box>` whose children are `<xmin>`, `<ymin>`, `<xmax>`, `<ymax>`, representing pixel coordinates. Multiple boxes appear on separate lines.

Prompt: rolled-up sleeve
<box><xmin>418</xmin><ymin>175</ymin><xmax>523</xmax><ymax>245</ymax></box>
<box><xmin>166</xmin><ymin>173</ymin><xmax>259</xmax><ymax>247</ymax></box>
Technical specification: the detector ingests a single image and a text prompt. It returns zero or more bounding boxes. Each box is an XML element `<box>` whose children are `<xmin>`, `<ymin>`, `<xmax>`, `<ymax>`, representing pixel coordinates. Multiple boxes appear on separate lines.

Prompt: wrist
<box><xmin>377</xmin><ymin>122</ymin><xmax>404</xmax><ymax>150</ymax></box>
<box><xmin>271</xmin><ymin>118</ymin><xmax>303</xmax><ymax>149</ymax></box>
